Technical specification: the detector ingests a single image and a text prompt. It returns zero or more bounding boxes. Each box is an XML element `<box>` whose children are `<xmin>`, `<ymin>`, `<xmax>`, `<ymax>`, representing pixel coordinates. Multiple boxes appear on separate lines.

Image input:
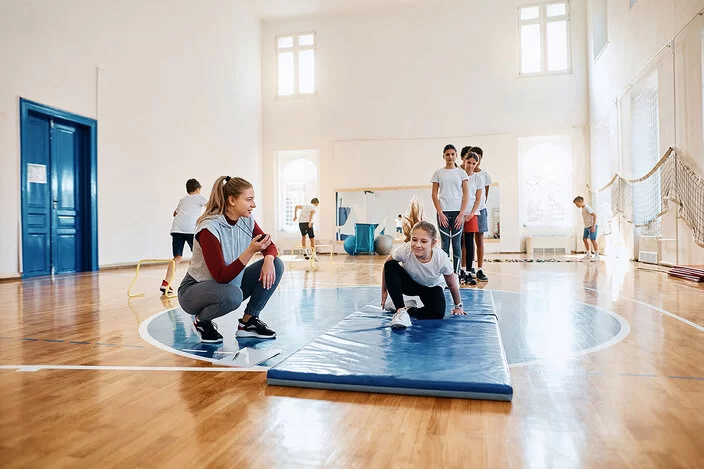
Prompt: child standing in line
<box><xmin>431</xmin><ymin>144</ymin><xmax>470</xmax><ymax>273</ymax></box>
<box><xmin>161</xmin><ymin>179</ymin><xmax>207</xmax><ymax>295</ymax></box>
<box><xmin>292</xmin><ymin>197</ymin><xmax>320</xmax><ymax>260</ymax></box>
<box><xmin>470</xmin><ymin>146</ymin><xmax>491</xmax><ymax>282</ymax></box>
<box><xmin>459</xmin><ymin>151</ymin><xmax>484</xmax><ymax>286</ymax></box>
<box><xmin>573</xmin><ymin>196</ymin><xmax>600</xmax><ymax>261</ymax></box>
<box><xmin>380</xmin><ymin>200</ymin><xmax>467</xmax><ymax>329</ymax></box>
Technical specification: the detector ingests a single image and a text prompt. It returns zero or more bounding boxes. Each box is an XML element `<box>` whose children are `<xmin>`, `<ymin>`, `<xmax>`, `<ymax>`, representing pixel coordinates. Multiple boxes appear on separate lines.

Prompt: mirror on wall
<box><xmin>336</xmin><ymin>184</ymin><xmax>500</xmax><ymax>242</ymax></box>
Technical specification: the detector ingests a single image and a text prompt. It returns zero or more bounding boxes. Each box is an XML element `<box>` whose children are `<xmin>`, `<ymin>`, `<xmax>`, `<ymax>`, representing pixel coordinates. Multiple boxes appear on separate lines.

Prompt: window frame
<box><xmin>275</xmin><ymin>150</ymin><xmax>320</xmax><ymax>236</ymax></box>
<box><xmin>275</xmin><ymin>31</ymin><xmax>317</xmax><ymax>98</ymax></box>
<box><xmin>518</xmin><ymin>1</ymin><xmax>572</xmax><ymax>77</ymax></box>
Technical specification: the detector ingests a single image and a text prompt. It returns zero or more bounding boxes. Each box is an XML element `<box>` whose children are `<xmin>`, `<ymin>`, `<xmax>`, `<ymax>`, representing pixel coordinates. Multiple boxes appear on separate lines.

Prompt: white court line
<box><xmin>137</xmin><ymin>307</ymin><xmax>269</xmax><ymax>370</ymax></box>
<box><xmin>1</xmin><ymin>365</ymin><xmax>265</xmax><ymax>372</ymax></box>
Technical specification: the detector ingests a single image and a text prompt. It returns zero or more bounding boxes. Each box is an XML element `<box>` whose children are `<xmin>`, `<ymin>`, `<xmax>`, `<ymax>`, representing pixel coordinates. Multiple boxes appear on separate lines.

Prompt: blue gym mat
<box><xmin>267</xmin><ymin>311</ymin><xmax>513</xmax><ymax>401</ymax></box>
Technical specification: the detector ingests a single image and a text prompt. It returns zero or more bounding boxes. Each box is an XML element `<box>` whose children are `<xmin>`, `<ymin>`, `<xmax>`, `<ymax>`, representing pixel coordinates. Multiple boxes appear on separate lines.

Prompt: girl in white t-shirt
<box><xmin>380</xmin><ymin>201</ymin><xmax>467</xmax><ymax>329</ymax></box>
<box><xmin>459</xmin><ymin>150</ymin><xmax>484</xmax><ymax>285</ymax></box>
<box><xmin>431</xmin><ymin>144</ymin><xmax>469</xmax><ymax>274</ymax></box>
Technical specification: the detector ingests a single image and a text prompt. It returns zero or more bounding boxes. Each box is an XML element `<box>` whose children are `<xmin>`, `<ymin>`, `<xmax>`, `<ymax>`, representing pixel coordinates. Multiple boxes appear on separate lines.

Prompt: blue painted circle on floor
<box><xmin>142</xmin><ymin>287</ymin><xmax>627</xmax><ymax>367</ymax></box>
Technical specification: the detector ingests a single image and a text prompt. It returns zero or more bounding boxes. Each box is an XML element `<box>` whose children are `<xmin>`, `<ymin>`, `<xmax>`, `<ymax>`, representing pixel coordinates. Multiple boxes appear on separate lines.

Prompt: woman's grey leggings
<box><xmin>178</xmin><ymin>257</ymin><xmax>284</xmax><ymax>322</ymax></box>
<box><xmin>438</xmin><ymin>211</ymin><xmax>462</xmax><ymax>273</ymax></box>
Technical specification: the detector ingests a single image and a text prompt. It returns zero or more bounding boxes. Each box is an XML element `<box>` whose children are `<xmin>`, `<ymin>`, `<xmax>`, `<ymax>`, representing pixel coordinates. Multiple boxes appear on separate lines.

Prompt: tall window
<box><xmin>277</xmin><ymin>151</ymin><xmax>319</xmax><ymax>233</ymax></box>
<box><xmin>519</xmin><ymin>136</ymin><xmax>573</xmax><ymax>229</ymax></box>
<box><xmin>519</xmin><ymin>2</ymin><xmax>571</xmax><ymax>75</ymax></box>
<box><xmin>277</xmin><ymin>33</ymin><xmax>316</xmax><ymax>97</ymax></box>
<box><xmin>592</xmin><ymin>0</ymin><xmax>608</xmax><ymax>60</ymax></box>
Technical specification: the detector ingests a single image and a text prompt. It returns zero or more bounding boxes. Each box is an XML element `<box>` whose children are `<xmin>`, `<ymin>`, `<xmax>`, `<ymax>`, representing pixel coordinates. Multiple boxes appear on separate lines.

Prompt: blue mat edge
<box><xmin>267</xmin><ymin>311</ymin><xmax>514</xmax><ymax>400</ymax></box>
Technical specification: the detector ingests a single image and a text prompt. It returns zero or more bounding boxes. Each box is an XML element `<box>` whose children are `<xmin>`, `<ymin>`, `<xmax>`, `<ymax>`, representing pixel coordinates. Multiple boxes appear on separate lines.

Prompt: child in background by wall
<box><xmin>431</xmin><ymin>144</ymin><xmax>469</xmax><ymax>274</ymax></box>
<box><xmin>293</xmin><ymin>197</ymin><xmax>320</xmax><ymax>260</ymax></box>
<box><xmin>395</xmin><ymin>214</ymin><xmax>403</xmax><ymax>238</ymax></box>
<box><xmin>573</xmin><ymin>196</ymin><xmax>600</xmax><ymax>261</ymax></box>
<box><xmin>470</xmin><ymin>146</ymin><xmax>491</xmax><ymax>282</ymax></box>
<box><xmin>161</xmin><ymin>179</ymin><xmax>207</xmax><ymax>294</ymax></box>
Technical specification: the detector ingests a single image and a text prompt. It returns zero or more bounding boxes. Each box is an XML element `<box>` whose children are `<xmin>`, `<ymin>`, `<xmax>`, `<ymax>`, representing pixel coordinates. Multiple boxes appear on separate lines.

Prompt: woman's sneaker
<box><xmin>390</xmin><ymin>309</ymin><xmax>412</xmax><ymax>329</ymax></box>
<box><xmin>476</xmin><ymin>270</ymin><xmax>488</xmax><ymax>282</ymax></box>
<box><xmin>236</xmin><ymin>316</ymin><xmax>277</xmax><ymax>339</ymax></box>
<box><xmin>160</xmin><ymin>280</ymin><xmax>174</xmax><ymax>295</ymax></box>
<box><xmin>192</xmin><ymin>318</ymin><xmax>223</xmax><ymax>343</ymax></box>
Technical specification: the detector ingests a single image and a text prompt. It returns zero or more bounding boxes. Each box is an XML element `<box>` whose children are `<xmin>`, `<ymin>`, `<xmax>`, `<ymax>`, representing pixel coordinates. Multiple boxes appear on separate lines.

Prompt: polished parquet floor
<box><xmin>1</xmin><ymin>255</ymin><xmax>703</xmax><ymax>468</ymax></box>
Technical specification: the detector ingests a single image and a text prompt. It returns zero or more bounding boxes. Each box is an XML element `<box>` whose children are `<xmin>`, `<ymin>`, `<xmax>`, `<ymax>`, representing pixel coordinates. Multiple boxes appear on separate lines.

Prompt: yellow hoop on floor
<box><xmin>127</xmin><ymin>259</ymin><xmax>177</xmax><ymax>299</ymax></box>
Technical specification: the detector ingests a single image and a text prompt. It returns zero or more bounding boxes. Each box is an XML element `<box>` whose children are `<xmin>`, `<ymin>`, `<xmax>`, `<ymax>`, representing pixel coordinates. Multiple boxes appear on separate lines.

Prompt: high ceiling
<box><xmin>249</xmin><ymin>0</ymin><xmax>447</xmax><ymax>20</ymax></box>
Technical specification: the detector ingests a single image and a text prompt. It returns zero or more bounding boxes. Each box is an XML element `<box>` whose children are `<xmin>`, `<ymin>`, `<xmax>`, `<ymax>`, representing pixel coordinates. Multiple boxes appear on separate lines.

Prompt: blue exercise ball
<box><xmin>343</xmin><ymin>236</ymin><xmax>357</xmax><ymax>255</ymax></box>
<box><xmin>374</xmin><ymin>234</ymin><xmax>394</xmax><ymax>255</ymax></box>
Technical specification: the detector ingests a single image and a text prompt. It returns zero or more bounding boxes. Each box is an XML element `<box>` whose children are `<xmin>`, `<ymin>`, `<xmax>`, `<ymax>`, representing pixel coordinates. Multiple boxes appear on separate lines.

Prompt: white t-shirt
<box><xmin>171</xmin><ymin>194</ymin><xmax>207</xmax><ymax>234</ymax></box>
<box><xmin>464</xmin><ymin>173</ymin><xmax>483</xmax><ymax>216</ymax></box>
<box><xmin>298</xmin><ymin>204</ymin><xmax>316</xmax><ymax>223</ymax></box>
<box><xmin>430</xmin><ymin>167</ymin><xmax>469</xmax><ymax>212</ymax></box>
<box><xmin>395</xmin><ymin>218</ymin><xmax>403</xmax><ymax>228</ymax></box>
<box><xmin>391</xmin><ymin>243</ymin><xmax>453</xmax><ymax>287</ymax></box>
<box><xmin>474</xmin><ymin>170</ymin><xmax>492</xmax><ymax>211</ymax></box>
<box><xmin>582</xmin><ymin>204</ymin><xmax>595</xmax><ymax>227</ymax></box>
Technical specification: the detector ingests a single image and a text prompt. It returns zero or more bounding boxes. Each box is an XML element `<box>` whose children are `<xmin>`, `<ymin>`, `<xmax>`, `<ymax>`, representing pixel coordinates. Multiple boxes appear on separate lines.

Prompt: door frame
<box><xmin>19</xmin><ymin>98</ymin><xmax>98</xmax><ymax>276</ymax></box>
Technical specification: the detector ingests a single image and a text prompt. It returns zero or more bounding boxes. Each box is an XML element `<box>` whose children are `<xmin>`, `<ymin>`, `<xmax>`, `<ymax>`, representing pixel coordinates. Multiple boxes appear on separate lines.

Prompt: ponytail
<box><xmin>197</xmin><ymin>176</ymin><xmax>253</xmax><ymax>225</ymax></box>
<box><xmin>402</xmin><ymin>197</ymin><xmax>438</xmax><ymax>243</ymax></box>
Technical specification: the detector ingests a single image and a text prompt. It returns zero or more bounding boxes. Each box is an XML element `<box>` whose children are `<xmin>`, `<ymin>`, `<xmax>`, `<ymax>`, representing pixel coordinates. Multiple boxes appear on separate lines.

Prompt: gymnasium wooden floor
<box><xmin>1</xmin><ymin>255</ymin><xmax>703</xmax><ymax>468</ymax></box>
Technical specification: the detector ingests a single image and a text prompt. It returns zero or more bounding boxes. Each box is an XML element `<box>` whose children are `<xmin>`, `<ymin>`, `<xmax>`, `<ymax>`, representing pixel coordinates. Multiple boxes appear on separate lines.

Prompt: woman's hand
<box><xmin>454</xmin><ymin>215</ymin><xmax>464</xmax><ymax>231</ymax></box>
<box><xmin>260</xmin><ymin>256</ymin><xmax>276</xmax><ymax>289</ymax></box>
<box><xmin>438</xmin><ymin>212</ymin><xmax>449</xmax><ymax>228</ymax></box>
<box><xmin>380</xmin><ymin>285</ymin><xmax>388</xmax><ymax>309</ymax></box>
<box><xmin>249</xmin><ymin>233</ymin><xmax>272</xmax><ymax>253</ymax></box>
<box><xmin>451</xmin><ymin>307</ymin><xmax>467</xmax><ymax>316</ymax></box>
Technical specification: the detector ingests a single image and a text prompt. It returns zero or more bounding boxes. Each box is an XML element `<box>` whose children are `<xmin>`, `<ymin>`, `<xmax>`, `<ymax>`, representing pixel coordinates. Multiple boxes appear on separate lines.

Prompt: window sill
<box><xmin>275</xmin><ymin>92</ymin><xmax>318</xmax><ymax>100</ymax></box>
<box><xmin>518</xmin><ymin>69</ymin><xmax>572</xmax><ymax>78</ymax></box>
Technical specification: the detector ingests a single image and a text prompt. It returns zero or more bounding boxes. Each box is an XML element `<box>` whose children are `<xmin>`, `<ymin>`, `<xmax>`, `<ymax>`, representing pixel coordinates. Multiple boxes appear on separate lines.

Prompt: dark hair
<box><xmin>469</xmin><ymin>146</ymin><xmax>483</xmax><ymax>157</ymax></box>
<box><xmin>462</xmin><ymin>151</ymin><xmax>480</xmax><ymax>162</ymax></box>
<box><xmin>573</xmin><ymin>196</ymin><xmax>584</xmax><ymax>203</ymax></box>
<box><xmin>186</xmin><ymin>178</ymin><xmax>201</xmax><ymax>193</ymax></box>
<box><xmin>443</xmin><ymin>144</ymin><xmax>457</xmax><ymax>154</ymax></box>
<box><xmin>398</xmin><ymin>214</ymin><xmax>402</xmax><ymax>217</ymax></box>
<box><xmin>460</xmin><ymin>146</ymin><xmax>472</xmax><ymax>158</ymax></box>
<box><xmin>311</xmin><ymin>197</ymin><xmax>319</xmax><ymax>204</ymax></box>
<box><xmin>198</xmin><ymin>176</ymin><xmax>253</xmax><ymax>225</ymax></box>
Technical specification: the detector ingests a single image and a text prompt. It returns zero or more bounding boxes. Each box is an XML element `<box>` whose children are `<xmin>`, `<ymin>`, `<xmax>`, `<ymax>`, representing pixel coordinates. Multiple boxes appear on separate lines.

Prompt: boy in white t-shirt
<box><xmin>293</xmin><ymin>198</ymin><xmax>320</xmax><ymax>260</ymax></box>
<box><xmin>573</xmin><ymin>196</ymin><xmax>599</xmax><ymax>261</ymax></box>
<box><xmin>161</xmin><ymin>179</ymin><xmax>207</xmax><ymax>294</ymax></box>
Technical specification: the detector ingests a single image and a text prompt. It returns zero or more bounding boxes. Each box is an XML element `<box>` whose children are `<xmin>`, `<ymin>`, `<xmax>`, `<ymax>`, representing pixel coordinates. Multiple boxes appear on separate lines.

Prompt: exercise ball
<box><xmin>374</xmin><ymin>234</ymin><xmax>394</xmax><ymax>255</ymax></box>
<box><xmin>343</xmin><ymin>236</ymin><xmax>357</xmax><ymax>255</ymax></box>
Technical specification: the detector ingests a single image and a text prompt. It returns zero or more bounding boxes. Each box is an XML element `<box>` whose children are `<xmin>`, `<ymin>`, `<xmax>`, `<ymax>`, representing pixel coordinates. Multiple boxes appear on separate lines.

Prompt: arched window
<box><xmin>277</xmin><ymin>151</ymin><xmax>319</xmax><ymax>233</ymax></box>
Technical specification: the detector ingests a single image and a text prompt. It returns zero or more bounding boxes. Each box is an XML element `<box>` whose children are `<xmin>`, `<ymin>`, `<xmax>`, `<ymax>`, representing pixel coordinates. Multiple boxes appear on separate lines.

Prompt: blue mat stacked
<box><xmin>267</xmin><ymin>310</ymin><xmax>513</xmax><ymax>401</ymax></box>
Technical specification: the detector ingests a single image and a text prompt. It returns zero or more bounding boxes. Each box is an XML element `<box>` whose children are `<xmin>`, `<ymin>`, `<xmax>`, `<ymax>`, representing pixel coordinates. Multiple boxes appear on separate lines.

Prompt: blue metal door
<box><xmin>21</xmin><ymin>113</ymin><xmax>52</xmax><ymax>277</ymax></box>
<box><xmin>51</xmin><ymin>121</ymin><xmax>82</xmax><ymax>274</ymax></box>
<box><xmin>21</xmin><ymin>114</ymin><xmax>83</xmax><ymax>276</ymax></box>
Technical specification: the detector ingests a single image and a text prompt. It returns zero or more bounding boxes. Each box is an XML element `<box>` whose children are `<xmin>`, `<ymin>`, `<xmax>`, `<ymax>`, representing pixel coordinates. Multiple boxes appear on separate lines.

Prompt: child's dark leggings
<box><xmin>383</xmin><ymin>260</ymin><xmax>446</xmax><ymax>319</ymax></box>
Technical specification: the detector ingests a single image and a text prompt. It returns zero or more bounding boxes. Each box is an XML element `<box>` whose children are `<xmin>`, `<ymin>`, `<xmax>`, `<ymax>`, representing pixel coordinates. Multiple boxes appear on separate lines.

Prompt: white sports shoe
<box><xmin>404</xmin><ymin>298</ymin><xmax>418</xmax><ymax>309</ymax></box>
<box><xmin>390</xmin><ymin>309</ymin><xmax>412</xmax><ymax>329</ymax></box>
<box><xmin>581</xmin><ymin>253</ymin><xmax>593</xmax><ymax>260</ymax></box>
<box><xmin>592</xmin><ymin>253</ymin><xmax>601</xmax><ymax>261</ymax></box>
<box><xmin>383</xmin><ymin>300</ymin><xmax>397</xmax><ymax>313</ymax></box>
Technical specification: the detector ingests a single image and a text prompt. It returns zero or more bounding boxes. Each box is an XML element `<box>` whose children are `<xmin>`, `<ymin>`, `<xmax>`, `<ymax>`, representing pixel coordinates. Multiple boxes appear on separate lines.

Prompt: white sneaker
<box><xmin>383</xmin><ymin>300</ymin><xmax>396</xmax><ymax>312</ymax></box>
<box><xmin>404</xmin><ymin>298</ymin><xmax>418</xmax><ymax>309</ymax></box>
<box><xmin>390</xmin><ymin>309</ymin><xmax>412</xmax><ymax>329</ymax></box>
<box><xmin>592</xmin><ymin>254</ymin><xmax>600</xmax><ymax>262</ymax></box>
<box><xmin>581</xmin><ymin>253</ymin><xmax>593</xmax><ymax>260</ymax></box>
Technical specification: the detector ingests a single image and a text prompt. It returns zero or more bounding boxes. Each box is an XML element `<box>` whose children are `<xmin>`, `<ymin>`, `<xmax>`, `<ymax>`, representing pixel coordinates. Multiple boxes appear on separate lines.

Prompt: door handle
<box><xmin>53</xmin><ymin>199</ymin><xmax>57</xmax><ymax>209</ymax></box>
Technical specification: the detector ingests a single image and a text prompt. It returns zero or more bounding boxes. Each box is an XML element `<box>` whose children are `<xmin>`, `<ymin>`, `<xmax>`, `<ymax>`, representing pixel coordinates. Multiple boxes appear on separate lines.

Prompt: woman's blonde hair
<box><xmin>197</xmin><ymin>176</ymin><xmax>253</xmax><ymax>225</ymax></box>
<box><xmin>402</xmin><ymin>197</ymin><xmax>438</xmax><ymax>243</ymax></box>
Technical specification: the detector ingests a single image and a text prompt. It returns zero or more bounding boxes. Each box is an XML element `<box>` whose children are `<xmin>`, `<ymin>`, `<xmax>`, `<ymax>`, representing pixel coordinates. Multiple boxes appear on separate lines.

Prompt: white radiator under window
<box><xmin>637</xmin><ymin>235</ymin><xmax>659</xmax><ymax>264</ymax></box>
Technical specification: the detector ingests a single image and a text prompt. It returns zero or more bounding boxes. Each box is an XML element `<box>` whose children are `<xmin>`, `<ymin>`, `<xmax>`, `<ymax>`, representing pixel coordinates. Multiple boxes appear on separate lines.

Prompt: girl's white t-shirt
<box><xmin>391</xmin><ymin>243</ymin><xmax>453</xmax><ymax>287</ymax></box>
<box><xmin>430</xmin><ymin>167</ymin><xmax>469</xmax><ymax>212</ymax></box>
<box><xmin>464</xmin><ymin>173</ymin><xmax>483</xmax><ymax>216</ymax></box>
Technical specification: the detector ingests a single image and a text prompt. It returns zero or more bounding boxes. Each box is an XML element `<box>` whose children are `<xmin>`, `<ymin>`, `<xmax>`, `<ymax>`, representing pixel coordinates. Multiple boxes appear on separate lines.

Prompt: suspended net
<box><xmin>593</xmin><ymin>147</ymin><xmax>704</xmax><ymax>247</ymax></box>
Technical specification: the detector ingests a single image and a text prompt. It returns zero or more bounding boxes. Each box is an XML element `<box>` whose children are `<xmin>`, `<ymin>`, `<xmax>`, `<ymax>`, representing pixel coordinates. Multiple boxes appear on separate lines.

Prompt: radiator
<box><xmin>637</xmin><ymin>235</ymin><xmax>659</xmax><ymax>264</ymax></box>
<box><xmin>525</xmin><ymin>236</ymin><xmax>572</xmax><ymax>256</ymax></box>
